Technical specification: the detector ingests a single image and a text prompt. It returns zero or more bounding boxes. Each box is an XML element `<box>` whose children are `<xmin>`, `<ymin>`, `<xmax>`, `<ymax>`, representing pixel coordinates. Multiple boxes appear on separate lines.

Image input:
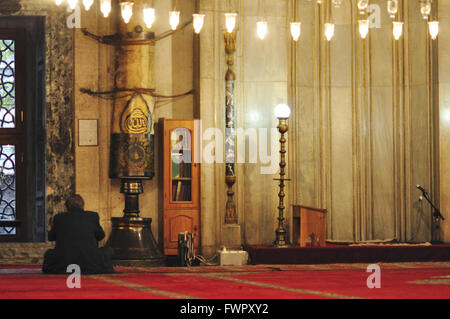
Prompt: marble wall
<box><xmin>199</xmin><ymin>0</ymin><xmax>442</xmax><ymax>250</ymax></box>
<box><xmin>292</xmin><ymin>0</ymin><xmax>437</xmax><ymax>243</ymax></box>
<box><xmin>439</xmin><ymin>0</ymin><xmax>450</xmax><ymax>243</ymax></box>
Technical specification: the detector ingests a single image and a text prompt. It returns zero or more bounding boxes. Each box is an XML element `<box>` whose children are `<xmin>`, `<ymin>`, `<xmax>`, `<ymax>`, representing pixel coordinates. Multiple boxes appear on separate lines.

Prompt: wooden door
<box><xmin>164</xmin><ymin>209</ymin><xmax>200</xmax><ymax>255</ymax></box>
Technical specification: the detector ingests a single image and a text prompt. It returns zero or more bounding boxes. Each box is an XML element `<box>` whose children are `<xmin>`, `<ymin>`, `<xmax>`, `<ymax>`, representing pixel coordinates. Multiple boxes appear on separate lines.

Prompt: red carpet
<box><xmin>245</xmin><ymin>244</ymin><xmax>450</xmax><ymax>264</ymax></box>
<box><xmin>0</xmin><ymin>262</ymin><xmax>449</xmax><ymax>299</ymax></box>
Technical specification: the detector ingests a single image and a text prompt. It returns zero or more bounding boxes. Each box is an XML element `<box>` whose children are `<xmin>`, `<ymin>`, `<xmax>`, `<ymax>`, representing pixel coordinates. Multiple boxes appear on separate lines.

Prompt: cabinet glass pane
<box><xmin>171</xmin><ymin>128</ymin><xmax>191</xmax><ymax>202</ymax></box>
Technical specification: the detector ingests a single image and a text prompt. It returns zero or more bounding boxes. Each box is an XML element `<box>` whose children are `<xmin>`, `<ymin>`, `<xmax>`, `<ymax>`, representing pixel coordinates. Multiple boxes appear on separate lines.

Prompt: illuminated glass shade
<box><xmin>143</xmin><ymin>7</ymin><xmax>156</xmax><ymax>28</ymax></box>
<box><xmin>225</xmin><ymin>13</ymin><xmax>237</xmax><ymax>33</ymax></box>
<box><xmin>359</xmin><ymin>19</ymin><xmax>369</xmax><ymax>39</ymax></box>
<box><xmin>67</xmin><ymin>0</ymin><xmax>78</xmax><ymax>10</ymax></box>
<box><xmin>169</xmin><ymin>11</ymin><xmax>180</xmax><ymax>30</ymax></box>
<box><xmin>290</xmin><ymin>22</ymin><xmax>301</xmax><ymax>41</ymax></box>
<box><xmin>55</xmin><ymin>0</ymin><xmax>63</xmax><ymax>5</ymax></box>
<box><xmin>274</xmin><ymin>104</ymin><xmax>291</xmax><ymax>119</ymax></box>
<box><xmin>193</xmin><ymin>14</ymin><xmax>205</xmax><ymax>34</ymax></box>
<box><xmin>120</xmin><ymin>2</ymin><xmax>134</xmax><ymax>24</ymax></box>
<box><xmin>83</xmin><ymin>0</ymin><xmax>94</xmax><ymax>10</ymax></box>
<box><xmin>429</xmin><ymin>21</ymin><xmax>439</xmax><ymax>40</ymax></box>
<box><xmin>324</xmin><ymin>23</ymin><xmax>335</xmax><ymax>41</ymax></box>
<box><xmin>257</xmin><ymin>21</ymin><xmax>267</xmax><ymax>40</ymax></box>
<box><xmin>393</xmin><ymin>21</ymin><xmax>403</xmax><ymax>40</ymax></box>
<box><xmin>100</xmin><ymin>0</ymin><xmax>112</xmax><ymax>18</ymax></box>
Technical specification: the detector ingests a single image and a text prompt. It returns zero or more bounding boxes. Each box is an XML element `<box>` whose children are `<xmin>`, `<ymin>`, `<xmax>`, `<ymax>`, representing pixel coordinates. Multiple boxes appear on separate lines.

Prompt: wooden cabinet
<box><xmin>160</xmin><ymin>119</ymin><xmax>200</xmax><ymax>255</ymax></box>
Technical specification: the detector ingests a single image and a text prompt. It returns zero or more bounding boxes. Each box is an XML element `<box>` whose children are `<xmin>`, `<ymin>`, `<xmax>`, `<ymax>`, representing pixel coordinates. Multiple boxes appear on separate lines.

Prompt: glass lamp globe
<box><xmin>290</xmin><ymin>22</ymin><xmax>301</xmax><ymax>41</ymax></box>
<box><xmin>83</xmin><ymin>0</ymin><xmax>94</xmax><ymax>10</ymax></box>
<box><xmin>144</xmin><ymin>7</ymin><xmax>156</xmax><ymax>28</ymax></box>
<box><xmin>169</xmin><ymin>11</ymin><xmax>180</xmax><ymax>30</ymax></box>
<box><xmin>393</xmin><ymin>21</ymin><xmax>403</xmax><ymax>40</ymax></box>
<box><xmin>193</xmin><ymin>14</ymin><xmax>205</xmax><ymax>34</ymax></box>
<box><xmin>359</xmin><ymin>19</ymin><xmax>369</xmax><ymax>39</ymax></box>
<box><xmin>274</xmin><ymin>104</ymin><xmax>291</xmax><ymax>119</ymax></box>
<box><xmin>324</xmin><ymin>23</ymin><xmax>335</xmax><ymax>41</ymax></box>
<box><xmin>67</xmin><ymin>0</ymin><xmax>78</xmax><ymax>10</ymax></box>
<box><xmin>429</xmin><ymin>21</ymin><xmax>439</xmax><ymax>40</ymax></box>
<box><xmin>100</xmin><ymin>0</ymin><xmax>112</xmax><ymax>18</ymax></box>
<box><xmin>120</xmin><ymin>2</ymin><xmax>134</xmax><ymax>24</ymax></box>
<box><xmin>257</xmin><ymin>20</ymin><xmax>268</xmax><ymax>40</ymax></box>
<box><xmin>225</xmin><ymin>13</ymin><xmax>238</xmax><ymax>33</ymax></box>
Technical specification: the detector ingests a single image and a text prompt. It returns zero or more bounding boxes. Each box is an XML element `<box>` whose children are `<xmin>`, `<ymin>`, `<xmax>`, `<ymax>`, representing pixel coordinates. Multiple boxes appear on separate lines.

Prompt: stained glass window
<box><xmin>0</xmin><ymin>144</ymin><xmax>15</xmax><ymax>234</ymax></box>
<box><xmin>0</xmin><ymin>38</ymin><xmax>16</xmax><ymax>235</ymax></box>
<box><xmin>0</xmin><ymin>40</ymin><xmax>15</xmax><ymax>129</ymax></box>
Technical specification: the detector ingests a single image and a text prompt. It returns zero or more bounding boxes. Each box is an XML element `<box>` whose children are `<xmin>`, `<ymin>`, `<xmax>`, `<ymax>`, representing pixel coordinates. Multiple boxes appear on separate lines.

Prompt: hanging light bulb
<box><xmin>290</xmin><ymin>22</ymin><xmax>301</xmax><ymax>41</ymax></box>
<box><xmin>359</xmin><ymin>19</ymin><xmax>369</xmax><ymax>39</ymax></box>
<box><xmin>256</xmin><ymin>0</ymin><xmax>267</xmax><ymax>40</ymax></box>
<box><xmin>225</xmin><ymin>13</ymin><xmax>238</xmax><ymax>33</ymax></box>
<box><xmin>169</xmin><ymin>11</ymin><xmax>180</xmax><ymax>30</ymax></box>
<box><xmin>420</xmin><ymin>0</ymin><xmax>432</xmax><ymax>20</ymax></box>
<box><xmin>387</xmin><ymin>0</ymin><xmax>398</xmax><ymax>19</ymax></box>
<box><xmin>100</xmin><ymin>0</ymin><xmax>112</xmax><ymax>18</ymax></box>
<box><xmin>317</xmin><ymin>0</ymin><xmax>323</xmax><ymax>4</ymax></box>
<box><xmin>428</xmin><ymin>21</ymin><xmax>439</xmax><ymax>40</ymax></box>
<box><xmin>393</xmin><ymin>21</ymin><xmax>403</xmax><ymax>40</ymax></box>
<box><xmin>120</xmin><ymin>2</ymin><xmax>134</xmax><ymax>24</ymax></box>
<box><xmin>193</xmin><ymin>14</ymin><xmax>205</xmax><ymax>34</ymax></box>
<box><xmin>357</xmin><ymin>0</ymin><xmax>369</xmax><ymax>14</ymax></box>
<box><xmin>55</xmin><ymin>0</ymin><xmax>63</xmax><ymax>5</ymax></box>
<box><xmin>67</xmin><ymin>0</ymin><xmax>78</xmax><ymax>10</ymax></box>
<box><xmin>324</xmin><ymin>23</ymin><xmax>335</xmax><ymax>41</ymax></box>
<box><xmin>82</xmin><ymin>0</ymin><xmax>94</xmax><ymax>11</ymax></box>
<box><xmin>256</xmin><ymin>20</ymin><xmax>267</xmax><ymax>40</ymax></box>
<box><xmin>143</xmin><ymin>7</ymin><xmax>156</xmax><ymax>28</ymax></box>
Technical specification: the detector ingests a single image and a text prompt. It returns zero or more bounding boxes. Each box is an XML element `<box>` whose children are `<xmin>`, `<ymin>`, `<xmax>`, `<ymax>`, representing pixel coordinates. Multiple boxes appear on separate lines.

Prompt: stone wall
<box><xmin>0</xmin><ymin>242</ymin><xmax>54</xmax><ymax>264</ymax></box>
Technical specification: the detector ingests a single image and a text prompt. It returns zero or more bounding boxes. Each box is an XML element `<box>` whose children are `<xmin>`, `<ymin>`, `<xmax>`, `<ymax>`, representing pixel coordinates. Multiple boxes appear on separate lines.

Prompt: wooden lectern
<box><xmin>292</xmin><ymin>205</ymin><xmax>327</xmax><ymax>247</ymax></box>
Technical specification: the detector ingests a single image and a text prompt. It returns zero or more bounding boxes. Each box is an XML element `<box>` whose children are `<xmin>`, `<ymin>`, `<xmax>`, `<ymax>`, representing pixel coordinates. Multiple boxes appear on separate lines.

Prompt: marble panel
<box><xmin>329</xmin><ymin>87</ymin><xmax>354</xmax><ymax>241</ymax></box>
<box><xmin>242</xmin><ymin>15</ymin><xmax>288</xmax><ymax>83</ymax></box>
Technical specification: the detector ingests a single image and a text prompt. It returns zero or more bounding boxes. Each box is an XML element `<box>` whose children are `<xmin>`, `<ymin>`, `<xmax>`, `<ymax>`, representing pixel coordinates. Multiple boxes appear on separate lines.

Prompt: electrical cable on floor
<box><xmin>184</xmin><ymin>232</ymin><xmax>219</xmax><ymax>266</ymax></box>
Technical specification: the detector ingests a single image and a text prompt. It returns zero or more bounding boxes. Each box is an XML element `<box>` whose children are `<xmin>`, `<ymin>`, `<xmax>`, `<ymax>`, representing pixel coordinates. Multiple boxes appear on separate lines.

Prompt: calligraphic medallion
<box><xmin>120</xmin><ymin>94</ymin><xmax>152</xmax><ymax>135</ymax></box>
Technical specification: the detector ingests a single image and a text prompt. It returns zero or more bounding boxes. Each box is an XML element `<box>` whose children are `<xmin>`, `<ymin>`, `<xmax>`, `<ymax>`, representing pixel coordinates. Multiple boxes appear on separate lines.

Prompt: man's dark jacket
<box><xmin>42</xmin><ymin>208</ymin><xmax>115</xmax><ymax>274</ymax></box>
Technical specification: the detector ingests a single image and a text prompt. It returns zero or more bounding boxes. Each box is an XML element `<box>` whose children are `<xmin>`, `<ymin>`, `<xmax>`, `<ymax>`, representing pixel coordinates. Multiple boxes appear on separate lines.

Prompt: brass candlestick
<box><xmin>274</xmin><ymin>104</ymin><xmax>291</xmax><ymax>247</ymax></box>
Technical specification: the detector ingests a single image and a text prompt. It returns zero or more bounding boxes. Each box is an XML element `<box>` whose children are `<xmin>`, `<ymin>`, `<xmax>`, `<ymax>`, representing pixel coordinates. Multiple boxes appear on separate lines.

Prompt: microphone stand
<box><xmin>418</xmin><ymin>188</ymin><xmax>444</xmax><ymax>244</ymax></box>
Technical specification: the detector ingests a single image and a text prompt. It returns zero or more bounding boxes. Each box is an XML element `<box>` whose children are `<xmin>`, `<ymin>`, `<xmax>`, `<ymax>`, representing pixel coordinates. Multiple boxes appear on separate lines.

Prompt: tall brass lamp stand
<box><xmin>274</xmin><ymin>104</ymin><xmax>291</xmax><ymax>248</ymax></box>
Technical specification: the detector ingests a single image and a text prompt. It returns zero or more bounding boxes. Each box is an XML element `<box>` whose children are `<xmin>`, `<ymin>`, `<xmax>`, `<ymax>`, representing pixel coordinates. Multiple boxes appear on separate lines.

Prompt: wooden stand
<box><xmin>292</xmin><ymin>205</ymin><xmax>327</xmax><ymax>247</ymax></box>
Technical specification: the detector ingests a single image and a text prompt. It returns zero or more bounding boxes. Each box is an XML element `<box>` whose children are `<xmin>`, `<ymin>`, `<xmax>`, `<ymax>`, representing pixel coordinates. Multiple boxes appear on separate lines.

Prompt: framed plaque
<box><xmin>78</xmin><ymin>119</ymin><xmax>98</xmax><ymax>146</ymax></box>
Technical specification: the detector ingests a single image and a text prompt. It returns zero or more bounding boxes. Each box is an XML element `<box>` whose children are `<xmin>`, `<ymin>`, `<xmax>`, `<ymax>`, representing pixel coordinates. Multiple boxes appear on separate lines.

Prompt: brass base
<box><xmin>106</xmin><ymin>217</ymin><xmax>165</xmax><ymax>265</ymax></box>
<box><xmin>274</xmin><ymin>226</ymin><xmax>290</xmax><ymax>248</ymax></box>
